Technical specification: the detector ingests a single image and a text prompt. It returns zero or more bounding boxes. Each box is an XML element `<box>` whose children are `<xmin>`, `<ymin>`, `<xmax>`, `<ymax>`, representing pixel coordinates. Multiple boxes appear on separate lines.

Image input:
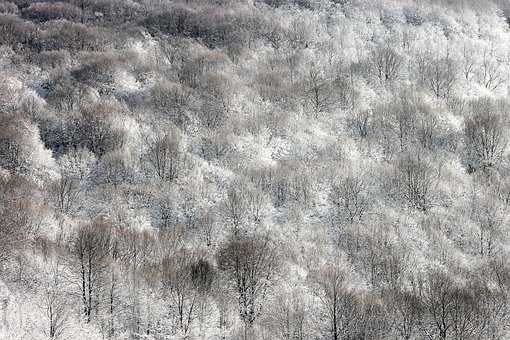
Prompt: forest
<box><xmin>2</xmin><ymin>0</ymin><xmax>510</xmax><ymax>339</ymax></box>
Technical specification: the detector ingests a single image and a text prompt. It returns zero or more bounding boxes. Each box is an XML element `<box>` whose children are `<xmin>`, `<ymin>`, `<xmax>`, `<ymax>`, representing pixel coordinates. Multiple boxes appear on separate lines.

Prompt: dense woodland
<box><xmin>3</xmin><ymin>0</ymin><xmax>510</xmax><ymax>339</ymax></box>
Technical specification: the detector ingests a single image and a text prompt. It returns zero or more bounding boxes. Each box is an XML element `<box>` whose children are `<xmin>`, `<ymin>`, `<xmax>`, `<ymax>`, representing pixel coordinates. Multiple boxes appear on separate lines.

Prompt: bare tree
<box><xmin>313</xmin><ymin>264</ymin><xmax>360</xmax><ymax>340</ymax></box>
<box><xmin>217</xmin><ymin>233</ymin><xmax>279</xmax><ymax>339</ymax></box>
<box><xmin>98</xmin><ymin>151</ymin><xmax>131</xmax><ymax>187</ymax></box>
<box><xmin>416</xmin><ymin>112</ymin><xmax>439</xmax><ymax>151</ymax></box>
<box><xmin>462</xmin><ymin>43</ymin><xmax>477</xmax><ymax>81</ymax></box>
<box><xmin>0</xmin><ymin>113</ymin><xmax>27</xmax><ymax>172</ymax></box>
<box><xmin>418</xmin><ymin>53</ymin><xmax>457</xmax><ymax>100</ymax></box>
<box><xmin>329</xmin><ymin>175</ymin><xmax>370</xmax><ymax>225</ymax></box>
<box><xmin>471</xmin><ymin>190</ymin><xmax>506</xmax><ymax>257</ymax></box>
<box><xmin>374</xmin><ymin>93</ymin><xmax>427</xmax><ymax>152</ymax></box>
<box><xmin>487</xmin><ymin>256</ymin><xmax>510</xmax><ymax>339</ymax></box>
<box><xmin>478</xmin><ymin>48</ymin><xmax>506</xmax><ymax>90</ymax></box>
<box><xmin>384</xmin><ymin>287</ymin><xmax>423</xmax><ymax>340</ymax></box>
<box><xmin>269</xmin><ymin>162</ymin><xmax>313</xmax><ymax>208</ymax></box>
<box><xmin>151</xmin><ymin>81</ymin><xmax>193</xmax><ymax>128</ymax></box>
<box><xmin>222</xmin><ymin>182</ymin><xmax>248</xmax><ymax>235</ymax></box>
<box><xmin>102</xmin><ymin>263</ymin><xmax>123</xmax><ymax>339</ymax></box>
<box><xmin>70</xmin><ymin>220</ymin><xmax>112</xmax><ymax>323</ymax></box>
<box><xmin>353</xmin><ymin>223</ymin><xmax>399</xmax><ymax>286</ymax></box>
<box><xmin>144</xmin><ymin>128</ymin><xmax>183</xmax><ymax>182</ymax></box>
<box><xmin>199</xmin><ymin>95</ymin><xmax>228</xmax><ymax>129</ymax></box>
<box><xmin>392</xmin><ymin>98</ymin><xmax>417</xmax><ymax>152</ymax></box>
<box><xmin>39</xmin><ymin>259</ymin><xmax>69</xmax><ymax>339</ymax></box>
<box><xmin>0</xmin><ymin>279</ymin><xmax>8</xmax><ymax>333</ymax></box>
<box><xmin>196</xmin><ymin>210</ymin><xmax>216</xmax><ymax>247</ymax></box>
<box><xmin>23</xmin><ymin>2</ymin><xmax>82</xmax><ymax>22</ymax></box>
<box><xmin>117</xmin><ymin>228</ymin><xmax>156</xmax><ymax>337</ymax></box>
<box><xmin>349</xmin><ymin>109</ymin><xmax>372</xmax><ymax>138</ymax></box>
<box><xmin>393</xmin><ymin>153</ymin><xmax>436</xmax><ymax>211</ymax></box>
<box><xmin>418</xmin><ymin>271</ymin><xmax>488</xmax><ymax>340</ymax></box>
<box><xmin>76</xmin><ymin>101</ymin><xmax>125</xmax><ymax>156</ymax></box>
<box><xmin>199</xmin><ymin>129</ymin><xmax>233</xmax><ymax>162</ymax></box>
<box><xmin>0</xmin><ymin>176</ymin><xmax>39</xmax><ymax>265</ymax></box>
<box><xmin>418</xmin><ymin>271</ymin><xmax>456</xmax><ymax>340</ymax></box>
<box><xmin>369</xmin><ymin>44</ymin><xmax>402</xmax><ymax>81</ymax></box>
<box><xmin>356</xmin><ymin>294</ymin><xmax>390</xmax><ymax>339</ymax></box>
<box><xmin>464</xmin><ymin>99</ymin><xmax>507</xmax><ymax>170</ymax></box>
<box><xmin>265</xmin><ymin>290</ymin><xmax>309</xmax><ymax>340</ymax></box>
<box><xmin>157</xmin><ymin>189</ymin><xmax>179</xmax><ymax>230</ymax></box>
<box><xmin>245</xmin><ymin>185</ymin><xmax>267</xmax><ymax>224</ymax></box>
<box><xmin>57</xmin><ymin>147</ymin><xmax>96</xmax><ymax>182</ymax></box>
<box><xmin>161</xmin><ymin>250</ymin><xmax>214</xmax><ymax>335</ymax></box>
<box><xmin>198</xmin><ymin>73</ymin><xmax>232</xmax><ymax>129</ymax></box>
<box><xmin>303</xmin><ymin>64</ymin><xmax>337</xmax><ymax>118</ymax></box>
<box><xmin>449</xmin><ymin>282</ymin><xmax>487</xmax><ymax>340</ymax></box>
<box><xmin>49</xmin><ymin>175</ymin><xmax>80</xmax><ymax>214</ymax></box>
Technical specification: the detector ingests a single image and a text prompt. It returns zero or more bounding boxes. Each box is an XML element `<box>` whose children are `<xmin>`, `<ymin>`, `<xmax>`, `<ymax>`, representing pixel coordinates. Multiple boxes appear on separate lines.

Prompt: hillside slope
<box><xmin>2</xmin><ymin>0</ymin><xmax>510</xmax><ymax>339</ymax></box>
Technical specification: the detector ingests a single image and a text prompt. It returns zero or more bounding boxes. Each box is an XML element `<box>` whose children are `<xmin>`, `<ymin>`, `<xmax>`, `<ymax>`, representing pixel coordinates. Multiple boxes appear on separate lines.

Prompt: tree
<box><xmin>74</xmin><ymin>100</ymin><xmax>126</xmax><ymax>157</ymax></box>
<box><xmin>0</xmin><ymin>175</ymin><xmax>39</xmax><ymax>265</ymax></box>
<box><xmin>374</xmin><ymin>93</ymin><xmax>439</xmax><ymax>152</ymax></box>
<box><xmin>374</xmin><ymin>92</ymin><xmax>426</xmax><ymax>153</ymax></box>
<box><xmin>313</xmin><ymin>264</ymin><xmax>360</xmax><ymax>340</ymax></box>
<box><xmin>0</xmin><ymin>14</ymin><xmax>36</xmax><ymax>50</ymax></box>
<box><xmin>0</xmin><ymin>279</ymin><xmax>9</xmax><ymax>333</ymax></box>
<box><xmin>487</xmin><ymin>256</ymin><xmax>510</xmax><ymax>338</ymax></box>
<box><xmin>22</xmin><ymin>2</ymin><xmax>82</xmax><ymax>22</ymax></box>
<box><xmin>101</xmin><ymin>262</ymin><xmax>124</xmax><ymax>339</ymax></box>
<box><xmin>0</xmin><ymin>2</ymin><xmax>18</xmax><ymax>15</ymax></box>
<box><xmin>391</xmin><ymin>97</ymin><xmax>417</xmax><ymax>152</ymax></box>
<box><xmin>268</xmin><ymin>162</ymin><xmax>313</xmax><ymax>208</ymax></box>
<box><xmin>36</xmin><ymin>20</ymin><xmax>104</xmax><ymax>52</ymax></box>
<box><xmin>0</xmin><ymin>76</ymin><xmax>23</xmax><ymax>113</ymax></box>
<box><xmin>38</xmin><ymin>259</ymin><xmax>69</xmax><ymax>339</ymax></box>
<box><xmin>393</xmin><ymin>153</ymin><xmax>436</xmax><ymax>211</ymax></box>
<box><xmin>329</xmin><ymin>175</ymin><xmax>370</xmax><ymax>225</ymax></box>
<box><xmin>196</xmin><ymin>209</ymin><xmax>216</xmax><ymax>247</ymax></box>
<box><xmin>245</xmin><ymin>185</ymin><xmax>267</xmax><ymax>224</ymax></box>
<box><xmin>0</xmin><ymin>113</ymin><xmax>24</xmax><ymax>172</ymax></box>
<box><xmin>144</xmin><ymin>128</ymin><xmax>183</xmax><ymax>182</ymax></box>
<box><xmin>471</xmin><ymin>189</ymin><xmax>506</xmax><ymax>257</ymax></box>
<box><xmin>217</xmin><ymin>233</ymin><xmax>279</xmax><ymax>339</ymax></box>
<box><xmin>478</xmin><ymin>48</ymin><xmax>506</xmax><ymax>90</ymax></box>
<box><xmin>45</xmin><ymin>74</ymin><xmax>83</xmax><ymax>112</ymax></box>
<box><xmin>303</xmin><ymin>63</ymin><xmax>337</xmax><ymax>117</ymax></box>
<box><xmin>222</xmin><ymin>182</ymin><xmax>248</xmax><ymax>235</ymax></box>
<box><xmin>349</xmin><ymin>109</ymin><xmax>372</xmax><ymax>138</ymax></box>
<box><xmin>57</xmin><ymin>147</ymin><xmax>96</xmax><ymax>182</ymax></box>
<box><xmin>265</xmin><ymin>290</ymin><xmax>309</xmax><ymax>340</ymax></box>
<box><xmin>418</xmin><ymin>271</ymin><xmax>487</xmax><ymax>340</ymax></box>
<box><xmin>462</xmin><ymin>42</ymin><xmax>477</xmax><ymax>81</ymax></box>
<box><xmin>464</xmin><ymin>99</ymin><xmax>507</xmax><ymax>170</ymax></box>
<box><xmin>418</xmin><ymin>271</ymin><xmax>456</xmax><ymax>340</ymax></box>
<box><xmin>71</xmin><ymin>53</ymin><xmax>118</xmax><ymax>95</ymax></box>
<box><xmin>418</xmin><ymin>53</ymin><xmax>457</xmax><ymax>100</ymax></box>
<box><xmin>156</xmin><ymin>188</ymin><xmax>179</xmax><ymax>230</ymax></box>
<box><xmin>384</xmin><ymin>287</ymin><xmax>423</xmax><ymax>340</ymax></box>
<box><xmin>150</xmin><ymin>81</ymin><xmax>194</xmax><ymax>128</ymax></box>
<box><xmin>449</xmin><ymin>282</ymin><xmax>487</xmax><ymax>340</ymax></box>
<box><xmin>369</xmin><ymin>44</ymin><xmax>402</xmax><ymax>81</ymax></box>
<box><xmin>49</xmin><ymin>174</ymin><xmax>80</xmax><ymax>214</ymax></box>
<box><xmin>117</xmin><ymin>228</ymin><xmax>156</xmax><ymax>337</ymax></box>
<box><xmin>416</xmin><ymin>111</ymin><xmax>439</xmax><ymax>151</ymax></box>
<box><xmin>199</xmin><ymin>128</ymin><xmax>233</xmax><ymax>162</ymax></box>
<box><xmin>70</xmin><ymin>220</ymin><xmax>112</xmax><ymax>323</ymax></box>
<box><xmin>98</xmin><ymin>150</ymin><xmax>132</xmax><ymax>187</ymax></box>
<box><xmin>161</xmin><ymin>250</ymin><xmax>214</xmax><ymax>335</ymax></box>
<box><xmin>199</xmin><ymin>93</ymin><xmax>228</xmax><ymax>129</ymax></box>
<box><xmin>356</xmin><ymin>294</ymin><xmax>389</xmax><ymax>339</ymax></box>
